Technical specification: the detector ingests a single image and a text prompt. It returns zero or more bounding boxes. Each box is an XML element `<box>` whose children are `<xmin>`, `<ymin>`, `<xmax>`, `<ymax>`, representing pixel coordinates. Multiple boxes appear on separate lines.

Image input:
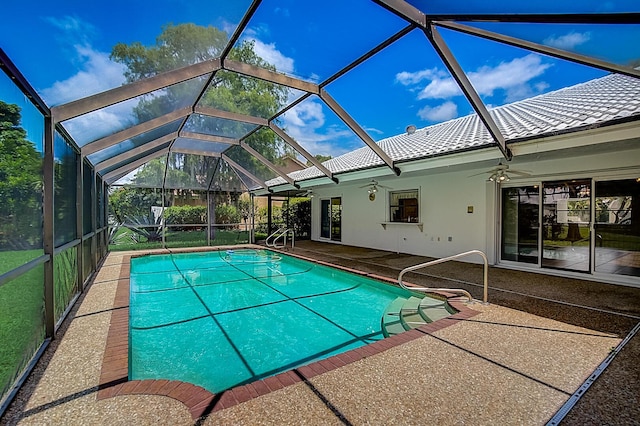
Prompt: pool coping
<box><xmin>97</xmin><ymin>246</ymin><xmax>480</xmax><ymax>420</ymax></box>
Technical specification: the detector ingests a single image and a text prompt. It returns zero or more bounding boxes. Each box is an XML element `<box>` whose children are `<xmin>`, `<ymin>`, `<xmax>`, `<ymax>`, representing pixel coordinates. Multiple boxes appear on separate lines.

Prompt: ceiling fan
<box><xmin>297</xmin><ymin>189</ymin><xmax>314</xmax><ymax>198</ymax></box>
<box><xmin>469</xmin><ymin>162</ymin><xmax>531</xmax><ymax>182</ymax></box>
<box><xmin>358</xmin><ymin>179</ymin><xmax>391</xmax><ymax>194</ymax></box>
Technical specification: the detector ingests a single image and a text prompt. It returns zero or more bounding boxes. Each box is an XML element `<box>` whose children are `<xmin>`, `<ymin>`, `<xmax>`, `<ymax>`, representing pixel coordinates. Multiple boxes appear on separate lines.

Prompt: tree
<box><xmin>0</xmin><ymin>101</ymin><xmax>42</xmax><ymax>249</ymax></box>
<box><xmin>110</xmin><ymin>24</ymin><xmax>291</xmax><ymax>184</ymax></box>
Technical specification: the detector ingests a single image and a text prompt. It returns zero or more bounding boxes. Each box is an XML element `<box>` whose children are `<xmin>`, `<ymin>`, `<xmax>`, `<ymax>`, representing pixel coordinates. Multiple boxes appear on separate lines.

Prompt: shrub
<box><xmin>165</xmin><ymin>205</ymin><xmax>207</xmax><ymax>229</ymax></box>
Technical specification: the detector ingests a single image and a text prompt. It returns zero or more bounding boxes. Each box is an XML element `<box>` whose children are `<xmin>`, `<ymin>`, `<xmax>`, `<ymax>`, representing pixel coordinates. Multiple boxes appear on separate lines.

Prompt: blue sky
<box><xmin>1</xmin><ymin>0</ymin><xmax>638</xmax><ymax>159</ymax></box>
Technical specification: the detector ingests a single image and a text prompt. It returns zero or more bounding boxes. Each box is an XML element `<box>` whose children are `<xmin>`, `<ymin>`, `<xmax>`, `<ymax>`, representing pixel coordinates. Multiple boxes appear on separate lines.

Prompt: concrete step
<box><xmin>382</xmin><ymin>295</ymin><xmax>453</xmax><ymax>337</ymax></box>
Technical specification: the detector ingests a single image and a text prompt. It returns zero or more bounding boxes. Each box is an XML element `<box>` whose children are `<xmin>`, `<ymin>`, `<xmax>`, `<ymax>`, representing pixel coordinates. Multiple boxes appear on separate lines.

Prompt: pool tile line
<box><xmin>97</xmin><ymin>248</ymin><xmax>479</xmax><ymax>421</ymax></box>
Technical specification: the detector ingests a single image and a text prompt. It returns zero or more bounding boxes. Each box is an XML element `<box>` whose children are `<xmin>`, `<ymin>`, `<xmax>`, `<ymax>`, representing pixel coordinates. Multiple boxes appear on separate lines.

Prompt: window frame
<box><xmin>388</xmin><ymin>189</ymin><xmax>420</xmax><ymax>223</ymax></box>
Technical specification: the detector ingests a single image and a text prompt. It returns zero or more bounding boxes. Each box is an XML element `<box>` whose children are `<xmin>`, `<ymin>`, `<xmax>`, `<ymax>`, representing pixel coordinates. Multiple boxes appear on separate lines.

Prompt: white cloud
<box><xmin>249</xmin><ymin>38</ymin><xmax>295</xmax><ymax>75</ymax></box>
<box><xmin>467</xmin><ymin>54</ymin><xmax>552</xmax><ymax>97</ymax></box>
<box><xmin>63</xmin><ymin>105</ymin><xmax>135</xmax><ymax>145</ymax></box>
<box><xmin>544</xmin><ymin>32</ymin><xmax>591</xmax><ymax>50</ymax></box>
<box><xmin>43</xmin><ymin>15</ymin><xmax>97</xmax><ymax>46</ymax></box>
<box><xmin>405</xmin><ymin>54</ymin><xmax>551</xmax><ymax>103</ymax></box>
<box><xmin>395</xmin><ymin>67</ymin><xmax>443</xmax><ymax>86</ymax></box>
<box><xmin>281</xmin><ymin>100</ymin><xmax>354</xmax><ymax>157</ymax></box>
<box><xmin>40</xmin><ymin>44</ymin><xmax>127</xmax><ymax>105</ymax></box>
<box><xmin>283</xmin><ymin>101</ymin><xmax>324</xmax><ymax>128</ymax></box>
<box><xmin>417</xmin><ymin>77</ymin><xmax>462</xmax><ymax>100</ymax></box>
<box><xmin>417</xmin><ymin>101</ymin><xmax>458</xmax><ymax>122</ymax></box>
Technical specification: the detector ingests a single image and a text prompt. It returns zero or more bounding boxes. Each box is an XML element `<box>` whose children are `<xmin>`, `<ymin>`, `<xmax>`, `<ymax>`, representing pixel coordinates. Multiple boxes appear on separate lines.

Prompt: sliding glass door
<box><xmin>502</xmin><ymin>178</ymin><xmax>640</xmax><ymax>278</ymax></box>
<box><xmin>541</xmin><ymin>180</ymin><xmax>591</xmax><ymax>272</ymax></box>
<box><xmin>594</xmin><ymin>179</ymin><xmax>640</xmax><ymax>277</ymax></box>
<box><xmin>320</xmin><ymin>197</ymin><xmax>341</xmax><ymax>241</ymax></box>
<box><xmin>501</xmin><ymin>186</ymin><xmax>539</xmax><ymax>264</ymax></box>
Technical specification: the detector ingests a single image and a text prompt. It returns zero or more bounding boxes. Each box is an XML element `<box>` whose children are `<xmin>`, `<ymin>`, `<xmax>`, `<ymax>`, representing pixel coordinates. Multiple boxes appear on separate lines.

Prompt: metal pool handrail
<box><xmin>266</xmin><ymin>227</ymin><xmax>295</xmax><ymax>249</ymax></box>
<box><xmin>397</xmin><ymin>250</ymin><xmax>489</xmax><ymax>303</ymax></box>
<box><xmin>265</xmin><ymin>227</ymin><xmax>285</xmax><ymax>247</ymax></box>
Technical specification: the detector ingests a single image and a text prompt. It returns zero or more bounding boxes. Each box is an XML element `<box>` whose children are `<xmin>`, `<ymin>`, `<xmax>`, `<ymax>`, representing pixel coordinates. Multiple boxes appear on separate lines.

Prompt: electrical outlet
<box><xmin>448</xmin><ymin>236</ymin><xmax>452</xmax><ymax>242</ymax></box>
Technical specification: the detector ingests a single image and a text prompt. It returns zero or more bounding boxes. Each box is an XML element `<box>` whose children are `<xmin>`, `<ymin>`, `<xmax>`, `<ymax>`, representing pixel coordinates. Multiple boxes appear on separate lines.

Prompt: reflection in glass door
<box><xmin>501</xmin><ymin>186</ymin><xmax>539</xmax><ymax>264</ymax></box>
<box><xmin>320</xmin><ymin>197</ymin><xmax>341</xmax><ymax>241</ymax></box>
<box><xmin>594</xmin><ymin>179</ymin><xmax>640</xmax><ymax>277</ymax></box>
<box><xmin>542</xmin><ymin>180</ymin><xmax>591</xmax><ymax>272</ymax></box>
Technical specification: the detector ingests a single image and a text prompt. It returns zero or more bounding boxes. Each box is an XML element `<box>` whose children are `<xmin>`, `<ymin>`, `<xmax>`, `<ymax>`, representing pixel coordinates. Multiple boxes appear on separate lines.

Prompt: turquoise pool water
<box><xmin>129</xmin><ymin>249</ymin><xmax>422</xmax><ymax>393</ymax></box>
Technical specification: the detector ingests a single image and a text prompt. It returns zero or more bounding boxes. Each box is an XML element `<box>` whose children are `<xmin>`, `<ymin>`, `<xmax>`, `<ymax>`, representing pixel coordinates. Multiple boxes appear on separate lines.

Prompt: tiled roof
<box><xmin>266</xmin><ymin>73</ymin><xmax>640</xmax><ymax>187</ymax></box>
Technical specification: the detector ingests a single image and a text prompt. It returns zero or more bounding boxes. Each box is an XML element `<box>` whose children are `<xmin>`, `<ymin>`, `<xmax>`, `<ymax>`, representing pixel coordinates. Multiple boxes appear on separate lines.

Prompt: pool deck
<box><xmin>2</xmin><ymin>241</ymin><xmax>640</xmax><ymax>425</ymax></box>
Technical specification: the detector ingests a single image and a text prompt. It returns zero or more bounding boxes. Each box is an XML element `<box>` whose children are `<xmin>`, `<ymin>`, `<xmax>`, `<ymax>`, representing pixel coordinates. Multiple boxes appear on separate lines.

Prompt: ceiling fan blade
<box><xmin>467</xmin><ymin>171</ymin><xmax>491</xmax><ymax>177</ymax></box>
<box><xmin>509</xmin><ymin>170</ymin><xmax>532</xmax><ymax>176</ymax></box>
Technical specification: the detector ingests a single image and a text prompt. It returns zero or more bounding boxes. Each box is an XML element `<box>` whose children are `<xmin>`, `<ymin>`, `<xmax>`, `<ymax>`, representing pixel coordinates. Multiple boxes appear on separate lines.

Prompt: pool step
<box><xmin>382</xmin><ymin>295</ymin><xmax>453</xmax><ymax>337</ymax></box>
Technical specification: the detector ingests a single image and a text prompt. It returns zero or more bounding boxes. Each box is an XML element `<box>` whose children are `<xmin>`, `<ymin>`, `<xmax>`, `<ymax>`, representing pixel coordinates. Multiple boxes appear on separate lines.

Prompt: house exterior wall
<box><xmin>310</xmin><ymin>142</ymin><xmax>640</xmax><ymax>275</ymax></box>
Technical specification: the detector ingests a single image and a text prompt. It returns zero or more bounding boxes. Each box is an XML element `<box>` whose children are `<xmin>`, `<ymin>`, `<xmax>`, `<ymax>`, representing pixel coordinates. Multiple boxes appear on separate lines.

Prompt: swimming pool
<box><xmin>129</xmin><ymin>249</ymin><xmax>451</xmax><ymax>393</ymax></box>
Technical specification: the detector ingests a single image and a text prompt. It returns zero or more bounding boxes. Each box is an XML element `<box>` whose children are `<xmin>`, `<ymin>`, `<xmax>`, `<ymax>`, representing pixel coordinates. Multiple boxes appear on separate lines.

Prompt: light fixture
<box><xmin>488</xmin><ymin>170</ymin><xmax>510</xmax><ymax>183</ymax></box>
<box><xmin>368</xmin><ymin>185</ymin><xmax>378</xmax><ymax>194</ymax></box>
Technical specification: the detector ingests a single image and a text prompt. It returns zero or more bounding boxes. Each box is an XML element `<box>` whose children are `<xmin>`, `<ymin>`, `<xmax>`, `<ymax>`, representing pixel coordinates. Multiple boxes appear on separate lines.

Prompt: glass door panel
<box><xmin>320</xmin><ymin>198</ymin><xmax>341</xmax><ymax>241</ymax></box>
<box><xmin>501</xmin><ymin>186</ymin><xmax>539</xmax><ymax>264</ymax></box>
<box><xmin>594</xmin><ymin>179</ymin><xmax>640</xmax><ymax>277</ymax></box>
<box><xmin>331</xmin><ymin>198</ymin><xmax>342</xmax><ymax>241</ymax></box>
<box><xmin>542</xmin><ymin>180</ymin><xmax>591</xmax><ymax>272</ymax></box>
<box><xmin>320</xmin><ymin>199</ymin><xmax>331</xmax><ymax>239</ymax></box>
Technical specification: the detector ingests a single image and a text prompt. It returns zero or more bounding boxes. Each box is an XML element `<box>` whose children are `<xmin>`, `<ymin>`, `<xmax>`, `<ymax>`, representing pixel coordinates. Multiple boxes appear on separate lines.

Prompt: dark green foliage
<box><xmin>165</xmin><ymin>205</ymin><xmax>207</xmax><ymax>230</ymax></box>
<box><xmin>108</xmin><ymin>187</ymin><xmax>163</xmax><ymax>224</ymax></box>
<box><xmin>0</xmin><ymin>101</ymin><xmax>42</xmax><ymax>250</ymax></box>
<box><xmin>109</xmin><ymin>24</ymin><xmax>290</xmax><ymax>186</ymax></box>
<box><xmin>282</xmin><ymin>198</ymin><xmax>311</xmax><ymax>238</ymax></box>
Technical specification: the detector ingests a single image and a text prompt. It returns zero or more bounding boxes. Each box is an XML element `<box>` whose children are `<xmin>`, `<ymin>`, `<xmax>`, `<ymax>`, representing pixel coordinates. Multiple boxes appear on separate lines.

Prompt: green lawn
<box><xmin>0</xmin><ymin>265</ymin><xmax>45</xmax><ymax>402</ymax></box>
<box><xmin>109</xmin><ymin>228</ymin><xmax>252</xmax><ymax>251</ymax></box>
<box><xmin>0</xmin><ymin>249</ymin><xmax>44</xmax><ymax>276</ymax></box>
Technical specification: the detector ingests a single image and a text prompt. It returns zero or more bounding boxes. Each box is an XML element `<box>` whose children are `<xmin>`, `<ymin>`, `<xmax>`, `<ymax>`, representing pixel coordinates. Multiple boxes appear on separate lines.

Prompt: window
<box><xmin>389</xmin><ymin>190</ymin><xmax>419</xmax><ymax>223</ymax></box>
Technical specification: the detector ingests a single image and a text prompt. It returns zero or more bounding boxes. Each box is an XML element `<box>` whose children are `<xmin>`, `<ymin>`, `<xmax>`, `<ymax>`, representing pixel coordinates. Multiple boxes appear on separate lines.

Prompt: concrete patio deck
<box><xmin>2</xmin><ymin>241</ymin><xmax>639</xmax><ymax>425</ymax></box>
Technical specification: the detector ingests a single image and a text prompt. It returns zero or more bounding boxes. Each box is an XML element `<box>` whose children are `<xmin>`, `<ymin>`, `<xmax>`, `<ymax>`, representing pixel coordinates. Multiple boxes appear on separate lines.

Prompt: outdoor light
<box><xmin>488</xmin><ymin>170</ymin><xmax>510</xmax><ymax>183</ymax></box>
<box><xmin>368</xmin><ymin>186</ymin><xmax>378</xmax><ymax>194</ymax></box>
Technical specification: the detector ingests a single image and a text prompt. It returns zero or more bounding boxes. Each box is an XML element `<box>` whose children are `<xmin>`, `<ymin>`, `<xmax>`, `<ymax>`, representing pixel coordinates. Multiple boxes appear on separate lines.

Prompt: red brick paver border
<box><xmin>97</xmin><ymin>248</ymin><xmax>480</xmax><ymax>420</ymax></box>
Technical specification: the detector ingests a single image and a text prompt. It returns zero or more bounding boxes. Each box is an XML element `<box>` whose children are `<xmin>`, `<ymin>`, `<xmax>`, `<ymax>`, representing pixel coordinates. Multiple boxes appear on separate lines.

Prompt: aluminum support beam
<box><xmin>81</xmin><ymin>107</ymin><xmax>191</xmax><ymax>157</ymax></box>
<box><xmin>425</xmin><ymin>24</ymin><xmax>512</xmax><ymax>160</ymax></box>
<box><xmin>221</xmin><ymin>153</ymin><xmax>270</xmax><ymax>191</ymax></box>
<box><xmin>90</xmin><ymin>168</ymin><xmax>97</xmax><ymax>270</ymax></box>
<box><xmin>371</xmin><ymin>0</ymin><xmax>426</xmax><ymax>27</ymax></box>
<box><xmin>224</xmin><ymin>59</ymin><xmax>320</xmax><ymax>94</ymax></box>
<box><xmin>103</xmin><ymin>148</ymin><xmax>170</xmax><ymax>182</ymax></box>
<box><xmin>94</xmin><ymin>132</ymin><xmax>178</xmax><ymax>171</ymax></box>
<box><xmin>220</xmin><ymin>0</ymin><xmax>263</xmax><ymax>59</ymax></box>
<box><xmin>434</xmin><ymin>21</ymin><xmax>640</xmax><ymax>80</ymax></box>
<box><xmin>172</xmin><ymin>148</ymin><xmax>222</xmax><ymax>157</ymax></box>
<box><xmin>320</xmin><ymin>89</ymin><xmax>400</xmax><ymax>175</ymax></box>
<box><xmin>52</xmin><ymin>59</ymin><xmax>221</xmax><ymax>123</ymax></box>
<box><xmin>0</xmin><ymin>49</ymin><xmax>50</xmax><ymax>116</ymax></box>
<box><xmin>321</xmin><ymin>25</ymin><xmax>415</xmax><ymax>88</ymax></box>
<box><xmin>76</xmin><ymin>158</ymin><xmax>84</xmax><ymax>290</ymax></box>
<box><xmin>239</xmin><ymin>141</ymin><xmax>299</xmax><ymax>188</ymax></box>
<box><xmin>424</xmin><ymin>13</ymin><xmax>640</xmax><ymax>24</ymax></box>
<box><xmin>178</xmin><ymin>131</ymin><xmax>240</xmax><ymax>145</ymax></box>
<box><xmin>194</xmin><ymin>105</ymin><xmax>268</xmax><ymax>126</ymax></box>
<box><xmin>268</xmin><ymin>122</ymin><xmax>337</xmax><ymax>183</ymax></box>
<box><xmin>43</xmin><ymin>116</ymin><xmax>55</xmax><ymax>338</ymax></box>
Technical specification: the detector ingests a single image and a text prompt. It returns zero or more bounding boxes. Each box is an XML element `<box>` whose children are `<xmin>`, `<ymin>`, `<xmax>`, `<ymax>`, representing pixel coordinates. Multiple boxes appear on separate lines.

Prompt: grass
<box><xmin>0</xmin><ymin>248</ymin><xmax>79</xmax><ymax>403</ymax></box>
<box><xmin>109</xmin><ymin>228</ymin><xmax>253</xmax><ymax>251</ymax></box>
<box><xmin>0</xmin><ymin>266</ymin><xmax>45</xmax><ymax>402</ymax></box>
<box><xmin>0</xmin><ymin>249</ymin><xmax>44</xmax><ymax>276</ymax></box>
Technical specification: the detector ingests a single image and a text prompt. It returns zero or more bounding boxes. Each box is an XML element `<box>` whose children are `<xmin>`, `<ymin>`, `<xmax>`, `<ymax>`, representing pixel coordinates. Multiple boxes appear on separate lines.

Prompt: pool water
<box><xmin>129</xmin><ymin>249</ymin><xmax>428</xmax><ymax>393</ymax></box>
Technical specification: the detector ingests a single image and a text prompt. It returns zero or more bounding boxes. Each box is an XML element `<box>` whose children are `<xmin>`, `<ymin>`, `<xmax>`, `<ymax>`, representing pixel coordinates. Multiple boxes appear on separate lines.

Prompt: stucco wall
<box><xmin>309</xmin><ymin>142</ymin><xmax>640</xmax><ymax>266</ymax></box>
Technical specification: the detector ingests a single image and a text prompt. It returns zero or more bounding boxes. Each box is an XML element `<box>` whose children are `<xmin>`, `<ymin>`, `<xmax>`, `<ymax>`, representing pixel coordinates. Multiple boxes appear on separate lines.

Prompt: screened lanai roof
<box><xmin>2</xmin><ymin>0</ymin><xmax>640</xmax><ymax>192</ymax></box>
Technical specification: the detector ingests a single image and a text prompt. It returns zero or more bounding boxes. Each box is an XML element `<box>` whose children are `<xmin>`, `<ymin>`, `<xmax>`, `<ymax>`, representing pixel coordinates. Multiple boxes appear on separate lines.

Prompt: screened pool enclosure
<box><xmin>2</xmin><ymin>0</ymin><xmax>640</xmax><ymax>414</ymax></box>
